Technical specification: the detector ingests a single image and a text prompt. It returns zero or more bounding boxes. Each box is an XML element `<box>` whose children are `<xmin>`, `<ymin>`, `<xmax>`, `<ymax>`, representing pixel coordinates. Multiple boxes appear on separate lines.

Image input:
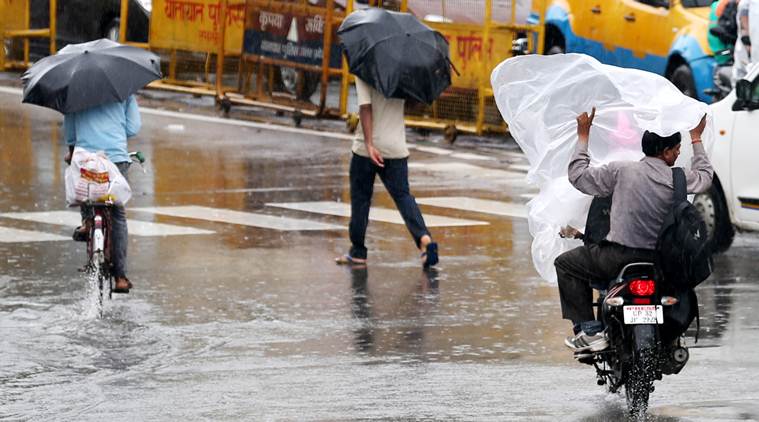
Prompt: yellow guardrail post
<box><xmin>119</xmin><ymin>0</ymin><xmax>129</xmax><ymax>43</ymax></box>
<box><xmin>339</xmin><ymin>0</ymin><xmax>354</xmax><ymax>116</ymax></box>
<box><xmin>475</xmin><ymin>0</ymin><xmax>493</xmax><ymax>135</ymax></box>
<box><xmin>216</xmin><ymin>0</ymin><xmax>228</xmax><ymax>99</ymax></box>
<box><xmin>50</xmin><ymin>0</ymin><xmax>56</xmax><ymax>54</ymax></box>
<box><xmin>537</xmin><ymin>0</ymin><xmax>547</xmax><ymax>54</ymax></box>
<box><xmin>22</xmin><ymin>0</ymin><xmax>29</xmax><ymax>64</ymax></box>
<box><xmin>319</xmin><ymin>0</ymin><xmax>335</xmax><ymax>113</ymax></box>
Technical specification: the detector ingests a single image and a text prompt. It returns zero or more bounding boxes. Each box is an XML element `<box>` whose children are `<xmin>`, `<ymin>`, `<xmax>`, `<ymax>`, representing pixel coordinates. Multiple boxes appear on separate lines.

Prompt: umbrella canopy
<box><xmin>338</xmin><ymin>8</ymin><xmax>452</xmax><ymax>104</ymax></box>
<box><xmin>22</xmin><ymin>39</ymin><xmax>162</xmax><ymax>114</ymax></box>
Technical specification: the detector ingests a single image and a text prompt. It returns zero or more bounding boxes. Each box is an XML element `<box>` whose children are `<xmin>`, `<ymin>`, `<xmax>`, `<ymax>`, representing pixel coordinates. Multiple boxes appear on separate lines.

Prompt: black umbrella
<box><xmin>21</xmin><ymin>38</ymin><xmax>161</xmax><ymax>114</ymax></box>
<box><xmin>338</xmin><ymin>8</ymin><xmax>453</xmax><ymax>104</ymax></box>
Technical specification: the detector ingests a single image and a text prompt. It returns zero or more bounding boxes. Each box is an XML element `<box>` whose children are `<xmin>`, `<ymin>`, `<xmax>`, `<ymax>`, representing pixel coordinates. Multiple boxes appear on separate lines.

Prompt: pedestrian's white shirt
<box><xmin>352</xmin><ymin>77</ymin><xmax>409</xmax><ymax>159</ymax></box>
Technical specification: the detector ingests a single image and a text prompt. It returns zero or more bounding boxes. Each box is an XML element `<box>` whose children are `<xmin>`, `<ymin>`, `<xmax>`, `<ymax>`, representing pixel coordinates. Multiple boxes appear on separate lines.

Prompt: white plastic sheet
<box><xmin>491</xmin><ymin>54</ymin><xmax>713</xmax><ymax>283</ymax></box>
<box><xmin>65</xmin><ymin>147</ymin><xmax>132</xmax><ymax>206</ymax></box>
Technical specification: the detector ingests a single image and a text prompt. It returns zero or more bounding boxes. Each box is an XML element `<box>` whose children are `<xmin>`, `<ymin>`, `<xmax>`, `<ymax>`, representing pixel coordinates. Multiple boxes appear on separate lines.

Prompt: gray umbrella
<box><xmin>338</xmin><ymin>8</ymin><xmax>453</xmax><ymax>104</ymax></box>
<box><xmin>21</xmin><ymin>39</ymin><xmax>161</xmax><ymax>114</ymax></box>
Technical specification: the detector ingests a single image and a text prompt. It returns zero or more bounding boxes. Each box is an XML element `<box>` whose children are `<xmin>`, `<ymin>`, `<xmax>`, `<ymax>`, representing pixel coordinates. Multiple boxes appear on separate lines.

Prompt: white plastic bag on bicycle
<box><xmin>65</xmin><ymin>147</ymin><xmax>132</xmax><ymax>205</ymax></box>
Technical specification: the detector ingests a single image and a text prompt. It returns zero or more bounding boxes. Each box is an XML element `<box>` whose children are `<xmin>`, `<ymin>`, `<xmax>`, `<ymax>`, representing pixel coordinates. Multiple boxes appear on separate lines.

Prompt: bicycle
<box><xmin>77</xmin><ymin>151</ymin><xmax>145</xmax><ymax>308</ymax></box>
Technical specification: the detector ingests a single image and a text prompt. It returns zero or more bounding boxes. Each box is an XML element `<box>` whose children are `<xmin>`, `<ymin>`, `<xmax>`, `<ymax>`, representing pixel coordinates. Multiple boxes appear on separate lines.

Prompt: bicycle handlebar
<box><xmin>129</xmin><ymin>151</ymin><xmax>146</xmax><ymax>164</ymax></box>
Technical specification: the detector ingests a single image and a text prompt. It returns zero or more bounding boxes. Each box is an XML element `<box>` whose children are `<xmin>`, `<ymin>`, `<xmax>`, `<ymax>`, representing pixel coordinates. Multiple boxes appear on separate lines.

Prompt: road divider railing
<box><xmin>1</xmin><ymin>0</ymin><xmax>546</xmax><ymax>138</ymax></box>
<box><xmin>0</xmin><ymin>0</ymin><xmax>56</xmax><ymax>71</ymax></box>
<box><xmin>401</xmin><ymin>0</ymin><xmax>547</xmax><ymax>142</ymax></box>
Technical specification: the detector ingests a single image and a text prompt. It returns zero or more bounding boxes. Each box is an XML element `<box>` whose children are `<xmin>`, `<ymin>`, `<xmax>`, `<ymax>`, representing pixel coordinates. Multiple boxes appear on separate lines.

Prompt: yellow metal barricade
<box><xmin>229</xmin><ymin>0</ymin><xmax>347</xmax><ymax>121</ymax></box>
<box><xmin>0</xmin><ymin>0</ymin><xmax>56</xmax><ymax>70</ymax></box>
<box><xmin>146</xmin><ymin>0</ymin><xmax>246</xmax><ymax>99</ymax></box>
<box><xmin>401</xmin><ymin>0</ymin><xmax>547</xmax><ymax>140</ymax></box>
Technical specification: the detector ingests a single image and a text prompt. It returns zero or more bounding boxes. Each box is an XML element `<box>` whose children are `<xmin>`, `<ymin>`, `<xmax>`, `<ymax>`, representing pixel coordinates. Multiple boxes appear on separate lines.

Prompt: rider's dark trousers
<box><xmin>555</xmin><ymin>241</ymin><xmax>655</xmax><ymax>325</ymax></box>
<box><xmin>81</xmin><ymin>162</ymin><xmax>130</xmax><ymax>278</ymax></box>
<box><xmin>348</xmin><ymin>153</ymin><xmax>430</xmax><ymax>260</ymax></box>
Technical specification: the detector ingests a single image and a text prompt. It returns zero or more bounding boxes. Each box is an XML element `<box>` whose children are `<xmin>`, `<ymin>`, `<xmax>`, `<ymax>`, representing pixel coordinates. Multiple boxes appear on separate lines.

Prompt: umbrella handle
<box><xmin>447</xmin><ymin>58</ymin><xmax>461</xmax><ymax>77</ymax></box>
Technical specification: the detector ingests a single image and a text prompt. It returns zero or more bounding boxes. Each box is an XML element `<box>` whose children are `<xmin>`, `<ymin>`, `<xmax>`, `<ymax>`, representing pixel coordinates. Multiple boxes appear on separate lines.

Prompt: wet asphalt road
<box><xmin>1</xmin><ymin>87</ymin><xmax>759</xmax><ymax>421</ymax></box>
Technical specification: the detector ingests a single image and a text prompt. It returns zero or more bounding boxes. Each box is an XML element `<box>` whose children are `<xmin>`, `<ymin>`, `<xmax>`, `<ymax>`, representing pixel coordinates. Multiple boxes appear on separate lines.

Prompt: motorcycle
<box><xmin>568</xmin><ymin>197</ymin><xmax>698</xmax><ymax>417</ymax></box>
<box><xmin>585</xmin><ymin>262</ymin><xmax>692</xmax><ymax>417</ymax></box>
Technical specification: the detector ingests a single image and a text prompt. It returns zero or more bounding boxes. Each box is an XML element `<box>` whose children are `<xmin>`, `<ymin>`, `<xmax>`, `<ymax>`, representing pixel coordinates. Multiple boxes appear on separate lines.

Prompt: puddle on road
<box><xmin>1</xmin><ymin>91</ymin><xmax>758</xmax><ymax>420</ymax></box>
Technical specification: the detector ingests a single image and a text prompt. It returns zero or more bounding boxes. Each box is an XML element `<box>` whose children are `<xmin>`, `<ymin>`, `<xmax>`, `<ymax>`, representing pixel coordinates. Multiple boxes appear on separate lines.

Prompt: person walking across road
<box><xmin>335</xmin><ymin>77</ymin><xmax>439</xmax><ymax>268</ymax></box>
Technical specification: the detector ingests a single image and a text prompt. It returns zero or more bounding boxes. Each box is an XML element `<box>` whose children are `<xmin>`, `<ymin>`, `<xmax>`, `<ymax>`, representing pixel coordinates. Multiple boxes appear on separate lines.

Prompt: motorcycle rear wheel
<box><xmin>625</xmin><ymin>326</ymin><xmax>657</xmax><ymax>418</ymax></box>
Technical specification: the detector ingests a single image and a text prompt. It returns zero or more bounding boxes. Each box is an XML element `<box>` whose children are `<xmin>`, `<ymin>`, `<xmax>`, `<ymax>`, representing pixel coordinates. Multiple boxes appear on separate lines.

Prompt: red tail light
<box><xmin>629</xmin><ymin>279</ymin><xmax>656</xmax><ymax>296</ymax></box>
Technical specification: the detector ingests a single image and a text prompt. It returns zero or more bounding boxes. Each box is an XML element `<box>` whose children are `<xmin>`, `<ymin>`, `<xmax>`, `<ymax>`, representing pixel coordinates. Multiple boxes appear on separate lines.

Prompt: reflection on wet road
<box><xmin>1</xmin><ymin>89</ymin><xmax>758</xmax><ymax>421</ymax></box>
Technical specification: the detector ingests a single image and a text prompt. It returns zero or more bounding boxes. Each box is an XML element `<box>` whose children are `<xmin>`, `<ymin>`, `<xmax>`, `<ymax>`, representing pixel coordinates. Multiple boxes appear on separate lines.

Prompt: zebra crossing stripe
<box><xmin>408</xmin><ymin>162</ymin><xmax>525</xmax><ymax>180</ymax></box>
<box><xmin>450</xmin><ymin>152</ymin><xmax>496</xmax><ymax>161</ymax></box>
<box><xmin>0</xmin><ymin>211</ymin><xmax>213</xmax><ymax>236</ymax></box>
<box><xmin>133</xmin><ymin>205</ymin><xmax>343</xmax><ymax>231</ymax></box>
<box><xmin>265</xmin><ymin>201</ymin><xmax>489</xmax><ymax>227</ymax></box>
<box><xmin>0</xmin><ymin>226</ymin><xmax>69</xmax><ymax>243</ymax></box>
<box><xmin>416</xmin><ymin>197</ymin><xmax>528</xmax><ymax>219</ymax></box>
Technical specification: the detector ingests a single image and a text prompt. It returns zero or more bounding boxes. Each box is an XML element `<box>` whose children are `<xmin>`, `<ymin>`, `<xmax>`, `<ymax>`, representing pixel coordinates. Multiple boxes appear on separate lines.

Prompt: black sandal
<box><xmin>112</xmin><ymin>278</ymin><xmax>132</xmax><ymax>294</ymax></box>
<box><xmin>72</xmin><ymin>226</ymin><xmax>89</xmax><ymax>242</ymax></box>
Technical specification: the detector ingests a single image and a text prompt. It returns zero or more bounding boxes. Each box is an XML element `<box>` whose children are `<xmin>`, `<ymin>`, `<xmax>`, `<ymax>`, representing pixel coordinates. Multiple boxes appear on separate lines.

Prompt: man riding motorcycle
<box><xmin>554</xmin><ymin>109</ymin><xmax>712</xmax><ymax>354</ymax></box>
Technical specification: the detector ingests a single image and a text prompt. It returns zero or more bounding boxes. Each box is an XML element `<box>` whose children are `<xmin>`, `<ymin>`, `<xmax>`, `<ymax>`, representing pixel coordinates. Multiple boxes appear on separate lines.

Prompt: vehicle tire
<box><xmin>669</xmin><ymin>64</ymin><xmax>697</xmax><ymax>99</ymax></box>
<box><xmin>103</xmin><ymin>18</ymin><xmax>120</xmax><ymax>42</ymax></box>
<box><xmin>273</xmin><ymin>66</ymin><xmax>320</xmax><ymax>101</ymax></box>
<box><xmin>444</xmin><ymin>124</ymin><xmax>458</xmax><ymax>144</ymax></box>
<box><xmin>693</xmin><ymin>181</ymin><xmax>735</xmax><ymax>253</ymax></box>
<box><xmin>625</xmin><ymin>325</ymin><xmax>656</xmax><ymax>418</ymax></box>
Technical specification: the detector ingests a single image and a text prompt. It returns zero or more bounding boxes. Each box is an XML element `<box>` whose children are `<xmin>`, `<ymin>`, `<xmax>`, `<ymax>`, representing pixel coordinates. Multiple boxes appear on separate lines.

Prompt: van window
<box><xmin>681</xmin><ymin>0</ymin><xmax>711</xmax><ymax>7</ymax></box>
<box><xmin>638</xmin><ymin>0</ymin><xmax>669</xmax><ymax>7</ymax></box>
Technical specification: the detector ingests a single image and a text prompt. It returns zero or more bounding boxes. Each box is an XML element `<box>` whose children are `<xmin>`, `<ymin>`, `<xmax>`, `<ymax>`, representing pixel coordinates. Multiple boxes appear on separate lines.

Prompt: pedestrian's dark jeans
<box><xmin>555</xmin><ymin>241</ymin><xmax>655</xmax><ymax>335</ymax></box>
<box><xmin>80</xmin><ymin>162</ymin><xmax>130</xmax><ymax>278</ymax></box>
<box><xmin>349</xmin><ymin>153</ymin><xmax>430</xmax><ymax>260</ymax></box>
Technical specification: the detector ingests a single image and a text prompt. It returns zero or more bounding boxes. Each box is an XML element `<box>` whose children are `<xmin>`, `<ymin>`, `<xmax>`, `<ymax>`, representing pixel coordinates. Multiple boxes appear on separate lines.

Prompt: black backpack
<box><xmin>583</xmin><ymin>195</ymin><xmax>612</xmax><ymax>245</ymax></box>
<box><xmin>656</xmin><ymin>168</ymin><xmax>713</xmax><ymax>288</ymax></box>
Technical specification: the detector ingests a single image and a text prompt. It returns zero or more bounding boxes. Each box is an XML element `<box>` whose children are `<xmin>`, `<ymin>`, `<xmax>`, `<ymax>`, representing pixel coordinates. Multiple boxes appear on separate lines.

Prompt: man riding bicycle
<box><xmin>555</xmin><ymin>109</ymin><xmax>712</xmax><ymax>353</ymax></box>
<box><xmin>63</xmin><ymin>95</ymin><xmax>141</xmax><ymax>294</ymax></box>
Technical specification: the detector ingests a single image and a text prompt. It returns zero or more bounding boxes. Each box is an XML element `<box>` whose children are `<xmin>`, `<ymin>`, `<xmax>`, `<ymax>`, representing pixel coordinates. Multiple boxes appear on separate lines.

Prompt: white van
<box><xmin>699</xmin><ymin>65</ymin><xmax>759</xmax><ymax>251</ymax></box>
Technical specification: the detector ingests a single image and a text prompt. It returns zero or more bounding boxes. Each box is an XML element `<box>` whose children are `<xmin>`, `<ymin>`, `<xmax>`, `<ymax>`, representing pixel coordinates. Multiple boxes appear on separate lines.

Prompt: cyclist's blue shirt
<box><xmin>63</xmin><ymin>96</ymin><xmax>141</xmax><ymax>164</ymax></box>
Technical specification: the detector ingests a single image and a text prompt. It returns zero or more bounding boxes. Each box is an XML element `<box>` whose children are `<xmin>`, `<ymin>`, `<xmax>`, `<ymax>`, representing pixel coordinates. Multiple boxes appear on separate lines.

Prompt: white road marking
<box><xmin>408</xmin><ymin>162</ymin><xmax>525</xmax><ymax>180</ymax></box>
<box><xmin>509</xmin><ymin>164</ymin><xmax>531</xmax><ymax>172</ymax></box>
<box><xmin>266</xmin><ymin>201</ymin><xmax>488</xmax><ymax>227</ymax></box>
<box><xmin>410</xmin><ymin>146</ymin><xmax>495</xmax><ymax>162</ymax></box>
<box><xmin>416</xmin><ymin>197</ymin><xmax>528</xmax><ymax>219</ymax></box>
<box><xmin>450</xmin><ymin>152</ymin><xmax>496</xmax><ymax>161</ymax></box>
<box><xmin>0</xmin><ymin>210</ymin><xmax>213</xmax><ymax>236</ymax></box>
<box><xmin>412</xmin><ymin>145</ymin><xmax>453</xmax><ymax>155</ymax></box>
<box><xmin>133</xmin><ymin>206</ymin><xmax>343</xmax><ymax>231</ymax></box>
<box><xmin>0</xmin><ymin>226</ymin><xmax>69</xmax><ymax>243</ymax></box>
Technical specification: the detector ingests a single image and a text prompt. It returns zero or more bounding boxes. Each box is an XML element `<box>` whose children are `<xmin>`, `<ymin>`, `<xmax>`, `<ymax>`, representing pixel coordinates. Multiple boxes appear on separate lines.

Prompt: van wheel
<box><xmin>693</xmin><ymin>182</ymin><xmax>735</xmax><ymax>253</ymax></box>
<box><xmin>669</xmin><ymin>64</ymin><xmax>697</xmax><ymax>99</ymax></box>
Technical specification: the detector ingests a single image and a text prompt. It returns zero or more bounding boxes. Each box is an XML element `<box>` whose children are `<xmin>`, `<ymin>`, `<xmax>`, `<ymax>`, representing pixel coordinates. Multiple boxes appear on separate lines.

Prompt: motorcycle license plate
<box><xmin>623</xmin><ymin>305</ymin><xmax>663</xmax><ymax>324</ymax></box>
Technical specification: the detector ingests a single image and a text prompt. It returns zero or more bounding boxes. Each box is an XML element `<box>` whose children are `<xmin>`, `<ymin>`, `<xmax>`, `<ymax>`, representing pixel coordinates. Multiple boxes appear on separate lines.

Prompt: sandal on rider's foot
<box><xmin>335</xmin><ymin>254</ymin><xmax>367</xmax><ymax>266</ymax></box>
<box><xmin>113</xmin><ymin>277</ymin><xmax>132</xmax><ymax>294</ymax></box>
<box><xmin>421</xmin><ymin>242</ymin><xmax>439</xmax><ymax>268</ymax></box>
<box><xmin>72</xmin><ymin>226</ymin><xmax>89</xmax><ymax>242</ymax></box>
